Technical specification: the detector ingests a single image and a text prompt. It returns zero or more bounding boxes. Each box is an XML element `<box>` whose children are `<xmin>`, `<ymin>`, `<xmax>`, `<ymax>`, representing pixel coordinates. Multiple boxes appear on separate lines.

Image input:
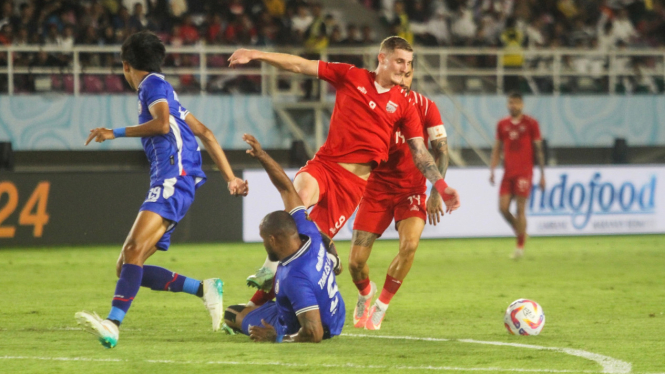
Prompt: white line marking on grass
<box><xmin>1</xmin><ymin>334</ymin><xmax>632</xmax><ymax>374</ymax></box>
<box><xmin>0</xmin><ymin>356</ymin><xmax>596</xmax><ymax>372</ymax></box>
<box><xmin>343</xmin><ymin>334</ymin><xmax>631</xmax><ymax>374</ymax></box>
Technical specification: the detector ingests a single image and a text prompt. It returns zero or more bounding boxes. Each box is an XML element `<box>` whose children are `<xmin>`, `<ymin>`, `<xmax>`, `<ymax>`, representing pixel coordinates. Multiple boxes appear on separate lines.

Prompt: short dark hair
<box><xmin>508</xmin><ymin>91</ymin><xmax>523</xmax><ymax>100</ymax></box>
<box><xmin>379</xmin><ymin>36</ymin><xmax>413</xmax><ymax>54</ymax></box>
<box><xmin>260</xmin><ymin>211</ymin><xmax>298</xmax><ymax>238</ymax></box>
<box><xmin>121</xmin><ymin>31</ymin><xmax>165</xmax><ymax>73</ymax></box>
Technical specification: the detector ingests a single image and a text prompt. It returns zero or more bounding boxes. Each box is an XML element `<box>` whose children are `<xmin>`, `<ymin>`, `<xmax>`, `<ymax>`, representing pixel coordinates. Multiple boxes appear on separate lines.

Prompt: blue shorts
<box><xmin>241</xmin><ymin>302</ymin><xmax>285</xmax><ymax>336</ymax></box>
<box><xmin>139</xmin><ymin>175</ymin><xmax>206</xmax><ymax>251</ymax></box>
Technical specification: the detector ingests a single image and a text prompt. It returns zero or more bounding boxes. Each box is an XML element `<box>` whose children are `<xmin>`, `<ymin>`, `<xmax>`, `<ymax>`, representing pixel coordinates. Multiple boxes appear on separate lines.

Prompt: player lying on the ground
<box><xmin>223</xmin><ymin>134</ymin><xmax>345</xmax><ymax>343</ymax></box>
<box><xmin>489</xmin><ymin>92</ymin><xmax>545</xmax><ymax>260</ymax></box>
<box><xmin>349</xmin><ymin>65</ymin><xmax>450</xmax><ymax>330</ymax></box>
<box><xmin>74</xmin><ymin>31</ymin><xmax>249</xmax><ymax>348</ymax></box>
<box><xmin>228</xmin><ymin>37</ymin><xmax>460</xmax><ymax>305</ymax></box>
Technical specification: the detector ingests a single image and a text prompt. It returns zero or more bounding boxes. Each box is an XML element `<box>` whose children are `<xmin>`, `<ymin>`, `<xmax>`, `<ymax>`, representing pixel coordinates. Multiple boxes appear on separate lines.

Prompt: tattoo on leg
<box><xmin>352</xmin><ymin>230</ymin><xmax>378</xmax><ymax>247</ymax></box>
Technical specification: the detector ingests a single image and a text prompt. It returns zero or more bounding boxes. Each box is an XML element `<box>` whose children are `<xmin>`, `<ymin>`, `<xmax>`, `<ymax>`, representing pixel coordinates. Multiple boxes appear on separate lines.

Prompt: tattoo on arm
<box><xmin>407</xmin><ymin>138</ymin><xmax>443</xmax><ymax>185</ymax></box>
<box><xmin>431</xmin><ymin>137</ymin><xmax>450</xmax><ymax>179</ymax></box>
<box><xmin>352</xmin><ymin>230</ymin><xmax>378</xmax><ymax>247</ymax></box>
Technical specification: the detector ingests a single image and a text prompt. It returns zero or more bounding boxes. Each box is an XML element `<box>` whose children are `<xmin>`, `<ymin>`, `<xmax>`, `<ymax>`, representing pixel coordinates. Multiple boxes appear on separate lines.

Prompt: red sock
<box><xmin>517</xmin><ymin>234</ymin><xmax>525</xmax><ymax>248</ymax></box>
<box><xmin>354</xmin><ymin>278</ymin><xmax>372</xmax><ymax>296</ymax></box>
<box><xmin>378</xmin><ymin>274</ymin><xmax>402</xmax><ymax>305</ymax></box>
<box><xmin>250</xmin><ymin>286</ymin><xmax>276</xmax><ymax>306</ymax></box>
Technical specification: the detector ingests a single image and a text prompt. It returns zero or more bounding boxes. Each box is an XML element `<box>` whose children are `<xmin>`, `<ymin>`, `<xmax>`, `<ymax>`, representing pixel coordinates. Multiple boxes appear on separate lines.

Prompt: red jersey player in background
<box><xmin>228</xmin><ymin>37</ymin><xmax>460</xmax><ymax>306</ymax></box>
<box><xmin>349</xmin><ymin>66</ymin><xmax>450</xmax><ymax>330</ymax></box>
<box><xmin>490</xmin><ymin>92</ymin><xmax>546</xmax><ymax>260</ymax></box>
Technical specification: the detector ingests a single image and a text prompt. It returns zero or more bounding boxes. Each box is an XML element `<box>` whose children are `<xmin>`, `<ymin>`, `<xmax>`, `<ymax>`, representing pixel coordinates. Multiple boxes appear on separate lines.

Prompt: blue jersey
<box><xmin>137</xmin><ymin>73</ymin><xmax>206</xmax><ymax>186</ymax></box>
<box><xmin>273</xmin><ymin>206</ymin><xmax>346</xmax><ymax>338</ymax></box>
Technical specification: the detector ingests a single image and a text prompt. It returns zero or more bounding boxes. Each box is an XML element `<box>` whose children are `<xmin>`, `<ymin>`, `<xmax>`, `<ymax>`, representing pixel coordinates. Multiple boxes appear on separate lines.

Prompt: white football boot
<box><xmin>202</xmin><ymin>278</ymin><xmax>224</xmax><ymax>331</ymax></box>
<box><xmin>75</xmin><ymin>311</ymin><xmax>119</xmax><ymax>348</ymax></box>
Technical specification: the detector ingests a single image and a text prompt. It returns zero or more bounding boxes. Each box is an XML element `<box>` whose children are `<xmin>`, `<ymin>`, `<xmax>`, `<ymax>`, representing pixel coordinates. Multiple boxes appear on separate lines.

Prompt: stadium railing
<box><xmin>1</xmin><ymin>45</ymin><xmax>664</xmax><ymax>96</ymax></box>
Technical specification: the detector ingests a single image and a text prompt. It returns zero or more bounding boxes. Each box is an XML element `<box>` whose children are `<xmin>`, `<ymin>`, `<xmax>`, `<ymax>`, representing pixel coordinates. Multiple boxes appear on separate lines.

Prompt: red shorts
<box><xmin>296</xmin><ymin>158</ymin><xmax>367</xmax><ymax>238</ymax></box>
<box><xmin>500</xmin><ymin>174</ymin><xmax>533</xmax><ymax>198</ymax></box>
<box><xmin>353</xmin><ymin>189</ymin><xmax>427</xmax><ymax>236</ymax></box>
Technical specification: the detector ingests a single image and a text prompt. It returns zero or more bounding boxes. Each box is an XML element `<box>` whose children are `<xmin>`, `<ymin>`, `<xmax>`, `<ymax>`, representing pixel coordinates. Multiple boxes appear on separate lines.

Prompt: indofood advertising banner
<box><xmin>242</xmin><ymin>166</ymin><xmax>663</xmax><ymax>242</ymax></box>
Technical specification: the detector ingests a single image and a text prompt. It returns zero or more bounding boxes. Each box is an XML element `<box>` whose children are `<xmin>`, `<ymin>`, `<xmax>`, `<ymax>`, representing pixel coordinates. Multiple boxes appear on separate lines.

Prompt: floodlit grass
<box><xmin>1</xmin><ymin>235</ymin><xmax>663</xmax><ymax>373</ymax></box>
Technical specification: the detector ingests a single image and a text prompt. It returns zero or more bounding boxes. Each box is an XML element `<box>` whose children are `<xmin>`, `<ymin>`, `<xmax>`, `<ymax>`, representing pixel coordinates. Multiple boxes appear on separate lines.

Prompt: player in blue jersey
<box><xmin>74</xmin><ymin>31</ymin><xmax>249</xmax><ymax>348</ymax></box>
<box><xmin>222</xmin><ymin>134</ymin><xmax>345</xmax><ymax>343</ymax></box>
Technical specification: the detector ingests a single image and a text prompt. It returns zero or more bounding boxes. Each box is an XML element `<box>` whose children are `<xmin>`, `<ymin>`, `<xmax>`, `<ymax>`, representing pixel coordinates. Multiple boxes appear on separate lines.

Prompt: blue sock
<box><xmin>141</xmin><ymin>265</ymin><xmax>201</xmax><ymax>296</ymax></box>
<box><xmin>108</xmin><ymin>264</ymin><xmax>143</xmax><ymax>324</ymax></box>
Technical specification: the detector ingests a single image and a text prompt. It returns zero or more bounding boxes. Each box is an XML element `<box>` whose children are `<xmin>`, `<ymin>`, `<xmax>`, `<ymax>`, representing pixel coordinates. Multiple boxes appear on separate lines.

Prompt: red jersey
<box><xmin>367</xmin><ymin>90</ymin><xmax>446</xmax><ymax>193</ymax></box>
<box><xmin>496</xmin><ymin>115</ymin><xmax>541</xmax><ymax>177</ymax></box>
<box><xmin>315</xmin><ymin>61</ymin><xmax>423</xmax><ymax>166</ymax></box>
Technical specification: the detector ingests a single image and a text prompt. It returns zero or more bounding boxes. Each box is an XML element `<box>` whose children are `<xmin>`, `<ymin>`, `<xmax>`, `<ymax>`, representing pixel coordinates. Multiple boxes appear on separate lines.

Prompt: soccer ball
<box><xmin>504</xmin><ymin>299</ymin><xmax>545</xmax><ymax>335</ymax></box>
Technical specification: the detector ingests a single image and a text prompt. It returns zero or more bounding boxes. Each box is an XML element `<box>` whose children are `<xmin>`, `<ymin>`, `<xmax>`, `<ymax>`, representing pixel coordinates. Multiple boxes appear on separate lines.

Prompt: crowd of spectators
<box><xmin>0</xmin><ymin>0</ymin><xmax>662</xmax><ymax>93</ymax></box>
<box><xmin>365</xmin><ymin>0</ymin><xmax>665</xmax><ymax>49</ymax></box>
<box><xmin>363</xmin><ymin>0</ymin><xmax>665</xmax><ymax>93</ymax></box>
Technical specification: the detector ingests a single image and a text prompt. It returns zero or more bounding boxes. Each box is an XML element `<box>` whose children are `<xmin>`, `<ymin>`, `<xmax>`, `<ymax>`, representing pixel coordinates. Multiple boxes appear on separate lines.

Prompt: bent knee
<box><xmin>347</xmin><ymin>254</ymin><xmax>367</xmax><ymax>273</ymax></box>
<box><xmin>224</xmin><ymin>304</ymin><xmax>246</xmax><ymax>328</ymax></box>
<box><xmin>399</xmin><ymin>240</ymin><xmax>419</xmax><ymax>257</ymax></box>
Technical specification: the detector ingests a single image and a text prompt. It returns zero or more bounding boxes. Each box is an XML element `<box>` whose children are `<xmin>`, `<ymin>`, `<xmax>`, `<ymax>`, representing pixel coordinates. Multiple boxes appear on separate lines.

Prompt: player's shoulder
<box><xmin>522</xmin><ymin>114</ymin><xmax>539</xmax><ymax>125</ymax></box>
<box><xmin>497</xmin><ymin>116</ymin><xmax>512</xmax><ymax>126</ymax></box>
<box><xmin>140</xmin><ymin>73</ymin><xmax>171</xmax><ymax>92</ymax></box>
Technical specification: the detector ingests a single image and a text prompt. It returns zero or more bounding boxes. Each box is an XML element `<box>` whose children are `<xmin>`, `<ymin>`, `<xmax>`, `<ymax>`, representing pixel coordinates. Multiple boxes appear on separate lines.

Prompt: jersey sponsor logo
<box><xmin>386</xmin><ymin>101</ymin><xmax>398</xmax><ymax>113</ymax></box>
<box><xmin>528</xmin><ymin>173</ymin><xmax>657</xmax><ymax>230</ymax></box>
<box><xmin>146</xmin><ymin>186</ymin><xmax>161</xmax><ymax>202</ymax></box>
<box><xmin>138</xmin><ymin>101</ymin><xmax>142</xmax><ymax>115</ymax></box>
<box><xmin>329</xmin><ymin>215</ymin><xmax>346</xmax><ymax>236</ymax></box>
<box><xmin>368</xmin><ymin>100</ymin><xmax>377</xmax><ymax>110</ymax></box>
<box><xmin>356</xmin><ymin>86</ymin><xmax>367</xmax><ymax>94</ymax></box>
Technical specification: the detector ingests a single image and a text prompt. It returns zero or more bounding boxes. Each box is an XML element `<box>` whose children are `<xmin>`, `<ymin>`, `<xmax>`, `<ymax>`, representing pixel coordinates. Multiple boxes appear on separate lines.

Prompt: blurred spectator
<box><xmin>0</xmin><ymin>1</ymin><xmax>18</xmax><ymax>31</ymax></box>
<box><xmin>291</xmin><ymin>4</ymin><xmax>313</xmax><ymax>40</ymax></box>
<box><xmin>224</xmin><ymin>13</ymin><xmax>256</xmax><ymax>45</ymax></box>
<box><xmin>129</xmin><ymin>3</ymin><xmax>148</xmax><ymax>31</ymax></box>
<box><xmin>342</xmin><ymin>23</ymin><xmax>361</xmax><ymax>45</ymax></box>
<box><xmin>263</xmin><ymin>0</ymin><xmax>285</xmax><ymax>18</ymax></box>
<box><xmin>206</xmin><ymin>13</ymin><xmax>224</xmax><ymax>43</ymax></box>
<box><xmin>304</xmin><ymin>4</ymin><xmax>328</xmax><ymax>51</ymax></box>
<box><xmin>451</xmin><ymin>5</ymin><xmax>477</xmax><ymax>45</ymax></box>
<box><xmin>385</xmin><ymin>1</ymin><xmax>413</xmax><ymax>45</ymax></box>
<box><xmin>360</xmin><ymin>24</ymin><xmax>374</xmax><ymax>44</ymax></box>
<box><xmin>178</xmin><ymin>14</ymin><xmax>200</xmax><ymax>44</ymax></box>
<box><xmin>62</xmin><ymin>25</ymin><xmax>75</xmax><ymax>49</ymax></box>
<box><xmin>329</xmin><ymin>25</ymin><xmax>343</xmax><ymax>46</ymax></box>
<box><xmin>0</xmin><ymin>23</ymin><xmax>12</xmax><ymax>45</ymax></box>
<box><xmin>611</xmin><ymin>9</ymin><xmax>638</xmax><ymax>44</ymax></box>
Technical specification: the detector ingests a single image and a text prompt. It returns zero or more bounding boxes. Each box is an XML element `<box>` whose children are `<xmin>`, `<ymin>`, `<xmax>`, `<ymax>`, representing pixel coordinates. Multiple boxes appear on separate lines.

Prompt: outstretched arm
<box><xmin>85</xmin><ymin>101</ymin><xmax>173</xmax><ymax>145</ymax></box>
<box><xmin>186</xmin><ymin>113</ymin><xmax>248</xmax><ymax>196</ymax></box>
<box><xmin>228</xmin><ymin>49</ymin><xmax>319</xmax><ymax>77</ymax></box>
<box><xmin>407</xmin><ymin>137</ymin><xmax>460</xmax><ymax>213</ymax></box>
<box><xmin>243</xmin><ymin>133</ymin><xmax>304</xmax><ymax>211</ymax></box>
<box><xmin>426</xmin><ymin>137</ymin><xmax>450</xmax><ymax>225</ymax></box>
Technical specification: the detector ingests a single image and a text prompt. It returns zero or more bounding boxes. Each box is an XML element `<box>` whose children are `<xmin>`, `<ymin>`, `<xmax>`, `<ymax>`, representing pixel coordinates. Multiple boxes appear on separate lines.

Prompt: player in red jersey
<box><xmin>349</xmin><ymin>66</ymin><xmax>450</xmax><ymax>330</ymax></box>
<box><xmin>490</xmin><ymin>92</ymin><xmax>545</xmax><ymax>259</ymax></box>
<box><xmin>228</xmin><ymin>37</ymin><xmax>460</xmax><ymax>306</ymax></box>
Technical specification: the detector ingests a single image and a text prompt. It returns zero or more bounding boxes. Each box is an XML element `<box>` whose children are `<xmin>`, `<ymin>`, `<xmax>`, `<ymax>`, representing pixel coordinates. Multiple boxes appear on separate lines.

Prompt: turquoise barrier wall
<box><xmin>1</xmin><ymin>94</ymin><xmax>663</xmax><ymax>150</ymax></box>
<box><xmin>433</xmin><ymin>95</ymin><xmax>665</xmax><ymax>148</ymax></box>
<box><xmin>0</xmin><ymin>95</ymin><xmax>282</xmax><ymax>150</ymax></box>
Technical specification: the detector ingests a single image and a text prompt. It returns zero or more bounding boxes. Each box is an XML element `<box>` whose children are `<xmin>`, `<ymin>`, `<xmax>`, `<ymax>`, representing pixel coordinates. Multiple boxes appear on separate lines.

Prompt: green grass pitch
<box><xmin>1</xmin><ymin>235</ymin><xmax>664</xmax><ymax>374</ymax></box>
